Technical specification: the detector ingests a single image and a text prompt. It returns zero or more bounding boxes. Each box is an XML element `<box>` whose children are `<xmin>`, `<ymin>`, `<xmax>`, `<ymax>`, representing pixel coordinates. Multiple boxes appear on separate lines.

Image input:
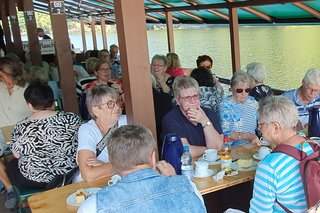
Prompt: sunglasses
<box><xmin>235</xmin><ymin>88</ymin><xmax>251</xmax><ymax>93</ymax></box>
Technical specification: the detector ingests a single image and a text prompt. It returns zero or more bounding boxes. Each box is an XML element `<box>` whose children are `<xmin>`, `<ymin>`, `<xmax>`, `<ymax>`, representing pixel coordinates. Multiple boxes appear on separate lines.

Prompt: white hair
<box><xmin>303</xmin><ymin>68</ymin><xmax>320</xmax><ymax>86</ymax></box>
<box><xmin>246</xmin><ymin>62</ymin><xmax>266</xmax><ymax>83</ymax></box>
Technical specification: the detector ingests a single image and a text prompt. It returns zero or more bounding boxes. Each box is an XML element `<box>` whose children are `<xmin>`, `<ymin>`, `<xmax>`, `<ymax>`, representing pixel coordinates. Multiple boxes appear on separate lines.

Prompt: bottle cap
<box><xmin>223</xmin><ymin>136</ymin><xmax>229</xmax><ymax>143</ymax></box>
<box><xmin>183</xmin><ymin>146</ymin><xmax>189</xmax><ymax>151</ymax></box>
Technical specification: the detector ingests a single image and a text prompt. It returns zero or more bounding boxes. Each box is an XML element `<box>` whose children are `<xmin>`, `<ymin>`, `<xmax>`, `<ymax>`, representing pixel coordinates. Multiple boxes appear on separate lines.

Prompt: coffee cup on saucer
<box><xmin>202</xmin><ymin>149</ymin><xmax>218</xmax><ymax>162</ymax></box>
<box><xmin>194</xmin><ymin>161</ymin><xmax>210</xmax><ymax>177</ymax></box>
<box><xmin>108</xmin><ymin>174</ymin><xmax>122</xmax><ymax>186</ymax></box>
<box><xmin>257</xmin><ymin>147</ymin><xmax>272</xmax><ymax>159</ymax></box>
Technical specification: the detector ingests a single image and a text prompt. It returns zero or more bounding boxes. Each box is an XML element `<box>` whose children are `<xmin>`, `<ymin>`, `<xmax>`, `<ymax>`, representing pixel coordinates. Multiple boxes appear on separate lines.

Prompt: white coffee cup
<box><xmin>258</xmin><ymin>147</ymin><xmax>272</xmax><ymax>159</ymax></box>
<box><xmin>108</xmin><ymin>174</ymin><xmax>122</xmax><ymax>186</ymax></box>
<box><xmin>194</xmin><ymin>161</ymin><xmax>209</xmax><ymax>177</ymax></box>
<box><xmin>203</xmin><ymin>149</ymin><xmax>218</xmax><ymax>162</ymax></box>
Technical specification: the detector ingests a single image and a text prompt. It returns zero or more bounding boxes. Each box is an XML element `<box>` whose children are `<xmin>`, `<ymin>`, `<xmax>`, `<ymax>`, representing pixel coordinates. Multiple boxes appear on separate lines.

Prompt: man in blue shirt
<box><xmin>78</xmin><ymin>124</ymin><xmax>206</xmax><ymax>213</ymax></box>
<box><xmin>162</xmin><ymin>76</ymin><xmax>223</xmax><ymax>157</ymax></box>
<box><xmin>282</xmin><ymin>68</ymin><xmax>320</xmax><ymax>130</ymax></box>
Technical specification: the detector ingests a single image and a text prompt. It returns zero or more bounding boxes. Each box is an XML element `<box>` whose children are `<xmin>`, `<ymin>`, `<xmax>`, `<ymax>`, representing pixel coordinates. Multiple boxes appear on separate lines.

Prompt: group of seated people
<box><xmin>0</xmin><ymin>49</ymin><xmax>320</xmax><ymax>212</ymax></box>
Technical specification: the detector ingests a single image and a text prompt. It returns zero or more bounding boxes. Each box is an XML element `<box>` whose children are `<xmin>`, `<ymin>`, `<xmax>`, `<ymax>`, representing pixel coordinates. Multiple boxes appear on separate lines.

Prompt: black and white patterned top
<box><xmin>10</xmin><ymin>112</ymin><xmax>82</xmax><ymax>183</ymax></box>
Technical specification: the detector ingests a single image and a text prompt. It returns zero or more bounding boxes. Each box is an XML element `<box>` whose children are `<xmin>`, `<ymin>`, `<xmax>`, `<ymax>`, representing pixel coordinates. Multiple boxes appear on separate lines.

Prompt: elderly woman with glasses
<box><xmin>250</xmin><ymin>96</ymin><xmax>317</xmax><ymax>212</ymax></box>
<box><xmin>74</xmin><ymin>85</ymin><xmax>124</xmax><ymax>182</ymax></box>
<box><xmin>162</xmin><ymin>76</ymin><xmax>223</xmax><ymax>157</ymax></box>
<box><xmin>219</xmin><ymin>71</ymin><xmax>260</xmax><ymax>145</ymax></box>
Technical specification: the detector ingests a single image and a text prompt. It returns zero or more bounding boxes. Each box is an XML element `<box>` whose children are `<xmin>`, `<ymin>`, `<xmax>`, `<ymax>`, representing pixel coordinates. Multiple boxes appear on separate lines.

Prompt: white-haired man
<box><xmin>282</xmin><ymin>68</ymin><xmax>320</xmax><ymax>130</ymax></box>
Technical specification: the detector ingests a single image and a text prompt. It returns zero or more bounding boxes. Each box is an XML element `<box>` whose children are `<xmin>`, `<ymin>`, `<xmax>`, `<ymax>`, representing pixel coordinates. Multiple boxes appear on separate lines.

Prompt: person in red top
<box><xmin>165</xmin><ymin>53</ymin><xmax>184</xmax><ymax>77</ymax></box>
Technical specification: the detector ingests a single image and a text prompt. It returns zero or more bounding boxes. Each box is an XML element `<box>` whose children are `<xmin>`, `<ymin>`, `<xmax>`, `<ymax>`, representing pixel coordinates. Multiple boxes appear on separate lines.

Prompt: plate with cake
<box><xmin>66</xmin><ymin>188</ymin><xmax>101</xmax><ymax>206</ymax></box>
<box><xmin>231</xmin><ymin>158</ymin><xmax>258</xmax><ymax>172</ymax></box>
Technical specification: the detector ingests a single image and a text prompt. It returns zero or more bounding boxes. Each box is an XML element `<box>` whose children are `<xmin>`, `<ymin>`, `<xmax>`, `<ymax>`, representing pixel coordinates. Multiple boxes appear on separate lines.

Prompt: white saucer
<box><xmin>231</xmin><ymin>161</ymin><xmax>258</xmax><ymax>172</ymax></box>
<box><xmin>253</xmin><ymin>153</ymin><xmax>267</xmax><ymax>161</ymax></box>
<box><xmin>193</xmin><ymin>169</ymin><xmax>214</xmax><ymax>178</ymax></box>
<box><xmin>198</xmin><ymin>157</ymin><xmax>221</xmax><ymax>165</ymax></box>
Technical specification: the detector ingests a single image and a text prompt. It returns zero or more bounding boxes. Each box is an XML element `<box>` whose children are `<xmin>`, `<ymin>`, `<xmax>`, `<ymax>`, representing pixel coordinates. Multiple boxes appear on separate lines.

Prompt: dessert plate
<box><xmin>193</xmin><ymin>169</ymin><xmax>214</xmax><ymax>178</ymax></box>
<box><xmin>231</xmin><ymin>161</ymin><xmax>258</xmax><ymax>172</ymax></box>
<box><xmin>66</xmin><ymin>188</ymin><xmax>101</xmax><ymax>207</ymax></box>
<box><xmin>260</xmin><ymin>140</ymin><xmax>270</xmax><ymax>146</ymax></box>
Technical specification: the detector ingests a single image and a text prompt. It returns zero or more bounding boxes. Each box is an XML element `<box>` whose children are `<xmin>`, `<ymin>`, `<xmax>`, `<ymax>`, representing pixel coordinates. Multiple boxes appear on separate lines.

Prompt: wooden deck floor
<box><xmin>0</xmin><ymin>192</ymin><xmax>17</xmax><ymax>213</ymax></box>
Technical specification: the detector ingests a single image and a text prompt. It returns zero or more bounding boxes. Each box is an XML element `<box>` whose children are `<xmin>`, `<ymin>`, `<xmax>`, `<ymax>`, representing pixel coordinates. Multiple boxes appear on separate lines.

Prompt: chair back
<box><xmin>1</xmin><ymin>125</ymin><xmax>14</xmax><ymax>144</ymax></box>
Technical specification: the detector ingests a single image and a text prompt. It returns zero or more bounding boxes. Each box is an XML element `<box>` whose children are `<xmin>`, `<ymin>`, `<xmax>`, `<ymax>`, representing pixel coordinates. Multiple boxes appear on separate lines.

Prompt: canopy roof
<box><xmin>32</xmin><ymin>0</ymin><xmax>320</xmax><ymax>24</ymax></box>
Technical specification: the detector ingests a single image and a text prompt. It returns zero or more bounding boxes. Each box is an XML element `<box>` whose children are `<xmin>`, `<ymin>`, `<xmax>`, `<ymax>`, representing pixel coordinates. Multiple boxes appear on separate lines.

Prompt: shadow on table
<box><xmin>203</xmin><ymin>181</ymin><xmax>253</xmax><ymax>213</ymax></box>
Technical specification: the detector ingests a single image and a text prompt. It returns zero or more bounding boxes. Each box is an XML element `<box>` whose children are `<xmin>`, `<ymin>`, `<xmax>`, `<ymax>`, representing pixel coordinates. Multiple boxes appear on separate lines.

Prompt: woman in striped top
<box><xmin>219</xmin><ymin>71</ymin><xmax>260</xmax><ymax>145</ymax></box>
<box><xmin>249</xmin><ymin>96</ymin><xmax>313</xmax><ymax>212</ymax></box>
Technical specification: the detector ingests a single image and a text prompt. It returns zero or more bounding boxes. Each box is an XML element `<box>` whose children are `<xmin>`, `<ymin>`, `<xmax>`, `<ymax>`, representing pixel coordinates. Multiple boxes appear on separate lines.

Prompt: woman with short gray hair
<box><xmin>219</xmin><ymin>71</ymin><xmax>260</xmax><ymax>145</ymax></box>
<box><xmin>250</xmin><ymin>96</ymin><xmax>317</xmax><ymax>212</ymax></box>
<box><xmin>75</xmin><ymin>85</ymin><xmax>123</xmax><ymax>182</ymax></box>
<box><xmin>246</xmin><ymin>62</ymin><xmax>273</xmax><ymax>101</ymax></box>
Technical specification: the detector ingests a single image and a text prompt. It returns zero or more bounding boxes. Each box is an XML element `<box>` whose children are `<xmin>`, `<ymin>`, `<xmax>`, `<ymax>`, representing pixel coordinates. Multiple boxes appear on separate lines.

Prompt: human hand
<box><xmin>186</xmin><ymin>107</ymin><xmax>208</xmax><ymax>125</ymax></box>
<box><xmin>86</xmin><ymin>157</ymin><xmax>104</xmax><ymax>167</ymax></box>
<box><xmin>251</xmin><ymin>136</ymin><xmax>261</xmax><ymax>146</ymax></box>
<box><xmin>156</xmin><ymin>160</ymin><xmax>176</xmax><ymax>176</ymax></box>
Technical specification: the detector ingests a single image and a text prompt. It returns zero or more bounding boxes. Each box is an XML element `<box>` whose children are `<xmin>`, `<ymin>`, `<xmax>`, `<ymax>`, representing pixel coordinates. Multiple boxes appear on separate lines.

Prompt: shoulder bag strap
<box><xmin>272</xmin><ymin>144</ymin><xmax>304</xmax><ymax>160</ymax></box>
<box><xmin>275</xmin><ymin>199</ymin><xmax>293</xmax><ymax>213</ymax></box>
<box><xmin>96</xmin><ymin>122</ymin><xmax>119</xmax><ymax>157</ymax></box>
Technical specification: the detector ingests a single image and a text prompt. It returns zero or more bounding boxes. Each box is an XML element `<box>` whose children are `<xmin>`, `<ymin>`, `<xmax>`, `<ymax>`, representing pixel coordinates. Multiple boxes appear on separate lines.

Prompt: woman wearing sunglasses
<box><xmin>74</xmin><ymin>85</ymin><xmax>125</xmax><ymax>182</ymax></box>
<box><xmin>219</xmin><ymin>71</ymin><xmax>260</xmax><ymax>145</ymax></box>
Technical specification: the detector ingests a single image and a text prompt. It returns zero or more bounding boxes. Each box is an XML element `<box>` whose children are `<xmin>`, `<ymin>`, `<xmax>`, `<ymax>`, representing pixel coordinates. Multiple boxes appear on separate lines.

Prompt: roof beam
<box><xmin>145</xmin><ymin>0</ymin><xmax>310</xmax><ymax>13</ymax></box>
<box><xmin>241</xmin><ymin>7</ymin><xmax>276</xmax><ymax>22</ymax></box>
<box><xmin>147</xmin><ymin>0</ymin><xmax>203</xmax><ymax>23</ymax></box>
<box><xmin>292</xmin><ymin>2</ymin><xmax>320</xmax><ymax>19</ymax></box>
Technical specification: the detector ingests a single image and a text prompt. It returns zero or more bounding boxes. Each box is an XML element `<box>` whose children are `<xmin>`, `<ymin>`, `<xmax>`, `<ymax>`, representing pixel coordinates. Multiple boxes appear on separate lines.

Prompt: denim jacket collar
<box><xmin>121</xmin><ymin>168</ymin><xmax>160</xmax><ymax>183</ymax></box>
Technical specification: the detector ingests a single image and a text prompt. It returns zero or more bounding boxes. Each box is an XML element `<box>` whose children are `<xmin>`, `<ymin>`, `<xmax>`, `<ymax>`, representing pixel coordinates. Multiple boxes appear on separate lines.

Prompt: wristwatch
<box><xmin>202</xmin><ymin>121</ymin><xmax>211</xmax><ymax>128</ymax></box>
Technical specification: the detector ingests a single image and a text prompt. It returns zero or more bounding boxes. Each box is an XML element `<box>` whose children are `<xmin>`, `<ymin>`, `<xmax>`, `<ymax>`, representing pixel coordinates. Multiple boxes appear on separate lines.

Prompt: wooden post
<box><xmin>21</xmin><ymin>0</ymin><xmax>42</xmax><ymax>66</ymax></box>
<box><xmin>0</xmin><ymin>0</ymin><xmax>14</xmax><ymax>53</ymax></box>
<box><xmin>48</xmin><ymin>0</ymin><xmax>79</xmax><ymax>114</ymax></box>
<box><xmin>80</xmin><ymin>17</ymin><xmax>87</xmax><ymax>52</ymax></box>
<box><xmin>100</xmin><ymin>16</ymin><xmax>108</xmax><ymax>50</ymax></box>
<box><xmin>90</xmin><ymin>16</ymin><xmax>97</xmax><ymax>50</ymax></box>
<box><xmin>114</xmin><ymin>0</ymin><xmax>157</xmax><ymax>138</ymax></box>
<box><xmin>7</xmin><ymin>0</ymin><xmax>24</xmax><ymax>58</ymax></box>
<box><xmin>229</xmin><ymin>6</ymin><xmax>241</xmax><ymax>72</ymax></box>
<box><xmin>166</xmin><ymin>11</ymin><xmax>175</xmax><ymax>53</ymax></box>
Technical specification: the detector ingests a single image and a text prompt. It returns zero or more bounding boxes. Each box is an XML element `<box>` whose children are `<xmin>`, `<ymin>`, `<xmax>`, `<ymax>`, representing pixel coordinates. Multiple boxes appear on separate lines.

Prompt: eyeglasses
<box><xmin>98</xmin><ymin>68</ymin><xmax>112</xmax><ymax>72</ymax></box>
<box><xmin>98</xmin><ymin>100</ymin><xmax>121</xmax><ymax>109</ymax></box>
<box><xmin>305</xmin><ymin>86</ymin><xmax>320</xmax><ymax>93</ymax></box>
<box><xmin>200</xmin><ymin>65</ymin><xmax>212</xmax><ymax>69</ymax></box>
<box><xmin>235</xmin><ymin>88</ymin><xmax>251</xmax><ymax>93</ymax></box>
<box><xmin>258</xmin><ymin>122</ymin><xmax>267</xmax><ymax>129</ymax></box>
<box><xmin>152</xmin><ymin>64</ymin><xmax>165</xmax><ymax>67</ymax></box>
<box><xmin>179</xmin><ymin>94</ymin><xmax>200</xmax><ymax>102</ymax></box>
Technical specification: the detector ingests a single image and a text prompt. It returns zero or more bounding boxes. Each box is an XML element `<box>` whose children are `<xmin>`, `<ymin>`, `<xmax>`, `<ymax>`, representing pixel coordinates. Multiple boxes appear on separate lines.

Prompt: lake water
<box><xmin>69</xmin><ymin>25</ymin><xmax>320</xmax><ymax>91</ymax></box>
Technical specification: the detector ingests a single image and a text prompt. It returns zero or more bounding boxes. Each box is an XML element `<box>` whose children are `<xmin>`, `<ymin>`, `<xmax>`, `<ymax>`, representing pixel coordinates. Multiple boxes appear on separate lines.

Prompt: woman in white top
<box><xmin>76</xmin><ymin>85</ymin><xmax>123</xmax><ymax>182</ymax></box>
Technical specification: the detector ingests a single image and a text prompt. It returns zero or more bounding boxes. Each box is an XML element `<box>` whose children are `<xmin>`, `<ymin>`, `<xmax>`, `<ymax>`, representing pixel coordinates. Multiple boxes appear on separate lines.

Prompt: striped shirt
<box><xmin>250</xmin><ymin>143</ymin><xmax>314</xmax><ymax>213</ymax></box>
<box><xmin>282</xmin><ymin>88</ymin><xmax>320</xmax><ymax>126</ymax></box>
<box><xmin>219</xmin><ymin>95</ymin><xmax>258</xmax><ymax>135</ymax></box>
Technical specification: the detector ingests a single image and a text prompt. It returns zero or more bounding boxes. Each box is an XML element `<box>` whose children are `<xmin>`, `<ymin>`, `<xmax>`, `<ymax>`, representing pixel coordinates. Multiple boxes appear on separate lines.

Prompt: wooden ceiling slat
<box><xmin>292</xmin><ymin>2</ymin><xmax>320</xmax><ymax>19</ymax></box>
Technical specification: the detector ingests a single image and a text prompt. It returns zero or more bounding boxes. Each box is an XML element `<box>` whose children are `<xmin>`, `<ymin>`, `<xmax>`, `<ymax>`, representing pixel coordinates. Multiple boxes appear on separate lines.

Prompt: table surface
<box><xmin>28</xmin><ymin>144</ymin><xmax>260</xmax><ymax>213</ymax></box>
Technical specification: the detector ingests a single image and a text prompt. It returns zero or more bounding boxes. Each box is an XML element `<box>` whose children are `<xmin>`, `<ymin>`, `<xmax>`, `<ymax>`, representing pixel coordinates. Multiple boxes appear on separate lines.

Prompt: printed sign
<box><xmin>22</xmin><ymin>40</ymin><xmax>55</xmax><ymax>55</ymax></box>
<box><xmin>24</xmin><ymin>11</ymin><xmax>34</xmax><ymax>21</ymax></box>
<box><xmin>50</xmin><ymin>1</ymin><xmax>65</xmax><ymax>14</ymax></box>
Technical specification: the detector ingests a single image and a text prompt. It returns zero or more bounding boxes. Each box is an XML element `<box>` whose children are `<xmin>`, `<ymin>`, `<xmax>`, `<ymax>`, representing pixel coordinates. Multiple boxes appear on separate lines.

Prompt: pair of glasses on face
<box><xmin>98</xmin><ymin>100</ymin><xmax>121</xmax><ymax>109</ymax></box>
<box><xmin>98</xmin><ymin>68</ymin><xmax>112</xmax><ymax>72</ymax></box>
<box><xmin>200</xmin><ymin>65</ymin><xmax>212</xmax><ymax>69</ymax></box>
<box><xmin>179</xmin><ymin>94</ymin><xmax>200</xmax><ymax>102</ymax></box>
<box><xmin>235</xmin><ymin>88</ymin><xmax>251</xmax><ymax>93</ymax></box>
<box><xmin>152</xmin><ymin>64</ymin><xmax>165</xmax><ymax>67</ymax></box>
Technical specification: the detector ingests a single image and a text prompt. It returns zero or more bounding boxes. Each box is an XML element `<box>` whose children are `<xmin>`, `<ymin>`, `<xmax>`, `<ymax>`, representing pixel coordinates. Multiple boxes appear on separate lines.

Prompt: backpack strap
<box><xmin>272</xmin><ymin>144</ymin><xmax>306</xmax><ymax>160</ymax></box>
<box><xmin>275</xmin><ymin>199</ymin><xmax>293</xmax><ymax>213</ymax></box>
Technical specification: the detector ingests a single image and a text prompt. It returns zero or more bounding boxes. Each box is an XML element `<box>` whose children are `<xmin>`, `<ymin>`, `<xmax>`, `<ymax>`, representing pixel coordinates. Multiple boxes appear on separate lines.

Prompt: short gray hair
<box><xmin>85</xmin><ymin>57</ymin><xmax>99</xmax><ymax>75</ymax></box>
<box><xmin>303</xmin><ymin>68</ymin><xmax>320</xmax><ymax>86</ymax></box>
<box><xmin>173</xmin><ymin>76</ymin><xmax>199</xmax><ymax>98</ymax></box>
<box><xmin>86</xmin><ymin>85</ymin><xmax>119</xmax><ymax>119</ymax></box>
<box><xmin>107</xmin><ymin>124</ymin><xmax>157</xmax><ymax>173</ymax></box>
<box><xmin>246</xmin><ymin>62</ymin><xmax>266</xmax><ymax>83</ymax></box>
<box><xmin>259</xmin><ymin>96</ymin><xmax>298</xmax><ymax>129</ymax></box>
<box><xmin>231</xmin><ymin>71</ymin><xmax>250</xmax><ymax>87</ymax></box>
<box><xmin>151</xmin><ymin>54</ymin><xmax>166</xmax><ymax>65</ymax></box>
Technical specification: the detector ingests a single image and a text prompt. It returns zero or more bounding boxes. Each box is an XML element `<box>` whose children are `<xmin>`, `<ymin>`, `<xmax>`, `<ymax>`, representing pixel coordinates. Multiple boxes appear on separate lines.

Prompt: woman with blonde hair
<box><xmin>165</xmin><ymin>52</ymin><xmax>184</xmax><ymax>77</ymax></box>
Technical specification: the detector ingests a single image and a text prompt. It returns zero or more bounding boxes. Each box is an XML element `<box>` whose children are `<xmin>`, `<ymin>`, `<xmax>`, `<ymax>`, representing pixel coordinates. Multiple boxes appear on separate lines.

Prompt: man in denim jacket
<box><xmin>78</xmin><ymin>124</ymin><xmax>206</xmax><ymax>213</ymax></box>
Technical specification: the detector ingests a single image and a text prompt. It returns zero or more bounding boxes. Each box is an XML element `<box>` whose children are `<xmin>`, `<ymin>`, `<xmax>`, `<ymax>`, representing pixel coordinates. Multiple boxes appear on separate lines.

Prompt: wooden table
<box><xmin>28</xmin><ymin>144</ymin><xmax>259</xmax><ymax>213</ymax></box>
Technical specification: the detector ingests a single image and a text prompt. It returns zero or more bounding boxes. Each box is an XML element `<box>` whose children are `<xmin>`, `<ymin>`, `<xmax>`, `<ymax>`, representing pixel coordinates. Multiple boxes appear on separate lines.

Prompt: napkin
<box><xmin>212</xmin><ymin>171</ymin><xmax>224</xmax><ymax>181</ymax></box>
